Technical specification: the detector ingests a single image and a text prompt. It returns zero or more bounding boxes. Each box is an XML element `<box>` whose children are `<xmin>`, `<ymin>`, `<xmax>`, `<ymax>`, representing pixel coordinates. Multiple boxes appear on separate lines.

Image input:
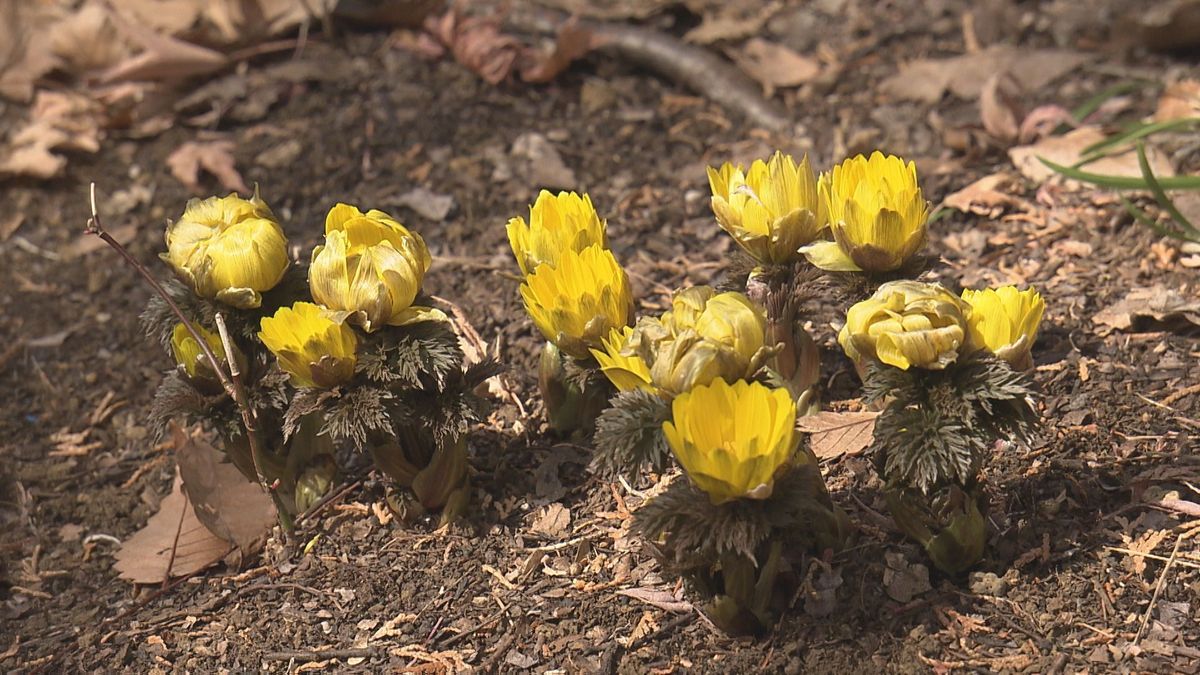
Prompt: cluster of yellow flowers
<box><xmin>163</xmin><ymin>194</ymin><xmax>438</xmax><ymax>388</ymax></box>
<box><xmin>840</xmin><ymin>280</ymin><xmax>1045</xmax><ymax>373</ymax></box>
<box><xmin>592</xmin><ymin>286</ymin><xmax>768</xmax><ymax>397</ymax></box>
<box><xmin>709</xmin><ymin>151</ymin><xmax>928</xmax><ymax>272</ymax></box>
<box><xmin>508</xmin><ymin>190</ymin><xmax>633</xmax><ymax>360</ymax></box>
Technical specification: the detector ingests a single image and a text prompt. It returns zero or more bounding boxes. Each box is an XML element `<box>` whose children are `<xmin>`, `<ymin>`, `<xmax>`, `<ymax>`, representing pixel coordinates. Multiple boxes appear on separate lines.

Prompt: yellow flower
<box><xmin>507</xmin><ymin>190</ymin><xmax>607</xmax><ymax>276</ymax></box>
<box><xmin>590</xmin><ymin>326</ymin><xmax>655</xmax><ymax>394</ymax></box>
<box><xmin>309</xmin><ymin>204</ymin><xmax>444</xmax><ymax>332</ymax></box>
<box><xmin>708</xmin><ymin>151</ymin><xmax>826</xmax><ymax>265</ymax></box>
<box><xmin>258</xmin><ymin>302</ymin><xmax>358</xmax><ymax>388</ymax></box>
<box><xmin>593</xmin><ymin>287</ymin><xmax>768</xmax><ymax>396</ymax></box>
<box><xmin>170</xmin><ymin>322</ymin><xmax>226</xmax><ymax>380</ymax></box>
<box><xmin>801</xmin><ymin>152</ymin><xmax>928</xmax><ymax>273</ymax></box>
<box><xmin>163</xmin><ymin>192</ymin><xmax>288</xmax><ymax>308</ymax></box>
<box><xmin>961</xmin><ymin>286</ymin><xmax>1044</xmax><ymax>370</ymax></box>
<box><xmin>520</xmin><ymin>245</ymin><xmax>633</xmax><ymax>359</ymax></box>
<box><xmin>663</xmin><ymin>378</ymin><xmax>797</xmax><ymax>504</ymax></box>
<box><xmin>839</xmin><ymin>280</ymin><xmax>970</xmax><ymax>370</ymax></box>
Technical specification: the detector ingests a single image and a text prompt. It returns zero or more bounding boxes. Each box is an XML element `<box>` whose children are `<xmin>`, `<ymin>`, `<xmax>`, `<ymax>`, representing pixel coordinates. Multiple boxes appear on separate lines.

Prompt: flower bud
<box><xmin>163</xmin><ymin>192</ymin><xmax>288</xmax><ymax>308</ymax></box>
<box><xmin>258</xmin><ymin>302</ymin><xmax>358</xmax><ymax>388</ymax></box>
<box><xmin>170</xmin><ymin>322</ymin><xmax>226</xmax><ymax>386</ymax></box>
<box><xmin>507</xmin><ymin>190</ymin><xmax>607</xmax><ymax>276</ymax></box>
<box><xmin>708</xmin><ymin>151</ymin><xmax>826</xmax><ymax>265</ymax></box>
<box><xmin>960</xmin><ymin>286</ymin><xmax>1044</xmax><ymax>371</ymax></box>
<box><xmin>801</xmin><ymin>152</ymin><xmax>927</xmax><ymax>273</ymax></box>
<box><xmin>309</xmin><ymin>204</ymin><xmax>444</xmax><ymax>332</ymax></box>
<box><xmin>839</xmin><ymin>280</ymin><xmax>971</xmax><ymax>371</ymax></box>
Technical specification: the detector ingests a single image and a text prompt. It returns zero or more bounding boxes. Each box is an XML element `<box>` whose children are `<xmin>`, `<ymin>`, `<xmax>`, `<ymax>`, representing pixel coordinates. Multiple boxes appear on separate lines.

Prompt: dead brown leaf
<box><xmin>1008</xmin><ymin>126</ymin><xmax>1175</xmax><ymax>186</ymax></box>
<box><xmin>1092</xmin><ymin>285</ymin><xmax>1200</xmax><ymax>334</ymax></box>
<box><xmin>424</xmin><ymin>11</ymin><xmax>521</xmax><ymax>85</ymax></box>
<box><xmin>48</xmin><ymin>2</ymin><xmax>135</xmax><ymax>75</ymax></box>
<box><xmin>166</xmin><ymin>139</ymin><xmax>250</xmax><ymax>194</ymax></box>
<box><xmin>796</xmin><ymin>410</ymin><xmax>879</xmax><ymax>460</ymax></box>
<box><xmin>615</xmin><ymin>587</ymin><xmax>693</xmax><ymax>613</ymax></box>
<box><xmin>531</xmin><ymin>502</ymin><xmax>571</xmax><ymax>539</ymax></box>
<box><xmin>519</xmin><ymin>19</ymin><xmax>595</xmax><ymax>84</ymax></box>
<box><xmin>173</xmin><ymin>426</ymin><xmax>276</xmax><ymax>555</ymax></box>
<box><xmin>729</xmin><ymin>38</ymin><xmax>821</xmax><ymax>97</ymax></box>
<box><xmin>1155</xmin><ymin>79</ymin><xmax>1200</xmax><ymax>123</ymax></box>
<box><xmin>979</xmin><ymin>73</ymin><xmax>1021</xmax><ymax>144</ymax></box>
<box><xmin>882</xmin><ymin>45</ymin><xmax>1090</xmax><ymax>103</ymax></box>
<box><xmin>1121</xmin><ymin>529</ymin><xmax>1169</xmax><ymax>577</ymax></box>
<box><xmin>942</xmin><ymin>172</ymin><xmax>1032</xmax><ymax>216</ymax></box>
<box><xmin>113</xmin><ymin>472</ymin><xmax>232</xmax><ymax>583</ymax></box>
<box><xmin>683</xmin><ymin>3</ymin><xmax>779</xmax><ymax>44</ymax></box>
<box><xmin>101</xmin><ymin>5</ymin><xmax>229</xmax><ymax>84</ymax></box>
<box><xmin>0</xmin><ymin>0</ymin><xmax>64</xmax><ymax>102</ymax></box>
<box><xmin>0</xmin><ymin>90</ymin><xmax>103</xmax><ymax>180</ymax></box>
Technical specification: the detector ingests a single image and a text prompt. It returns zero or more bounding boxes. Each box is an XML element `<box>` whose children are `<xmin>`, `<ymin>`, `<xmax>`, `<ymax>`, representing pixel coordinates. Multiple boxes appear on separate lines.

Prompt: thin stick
<box><xmin>1136</xmin><ymin>534</ymin><xmax>1181</xmax><ymax>644</ymax></box>
<box><xmin>85</xmin><ymin>183</ymin><xmax>268</xmax><ymax>490</ymax></box>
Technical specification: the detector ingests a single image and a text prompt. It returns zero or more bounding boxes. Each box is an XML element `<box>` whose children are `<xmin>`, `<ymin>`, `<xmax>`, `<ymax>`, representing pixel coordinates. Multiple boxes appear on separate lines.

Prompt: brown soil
<box><xmin>3</xmin><ymin>1</ymin><xmax>1199</xmax><ymax>673</ymax></box>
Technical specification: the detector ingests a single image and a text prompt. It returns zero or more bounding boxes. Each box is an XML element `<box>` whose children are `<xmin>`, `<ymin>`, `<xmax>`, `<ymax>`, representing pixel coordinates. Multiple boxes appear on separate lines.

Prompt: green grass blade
<box><xmin>1076</xmin><ymin>118</ymin><xmax>1200</xmax><ymax>166</ymax></box>
<box><xmin>1071</xmin><ymin>82</ymin><xmax>1145</xmax><ymax>122</ymax></box>
<box><xmin>1038</xmin><ymin>157</ymin><xmax>1200</xmax><ymax>190</ymax></box>
<box><xmin>1120</xmin><ymin>195</ymin><xmax>1186</xmax><ymax>240</ymax></box>
<box><xmin>1135</xmin><ymin>142</ymin><xmax>1198</xmax><ymax>237</ymax></box>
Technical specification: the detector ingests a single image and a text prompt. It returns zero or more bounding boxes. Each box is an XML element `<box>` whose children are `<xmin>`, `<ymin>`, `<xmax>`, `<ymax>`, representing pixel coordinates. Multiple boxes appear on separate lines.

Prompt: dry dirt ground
<box><xmin>3</xmin><ymin>0</ymin><xmax>1200</xmax><ymax>672</ymax></box>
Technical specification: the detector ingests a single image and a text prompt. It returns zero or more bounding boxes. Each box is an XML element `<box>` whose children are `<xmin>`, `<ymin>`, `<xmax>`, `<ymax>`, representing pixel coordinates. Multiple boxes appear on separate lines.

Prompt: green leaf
<box><xmin>1119</xmin><ymin>196</ymin><xmax>1190</xmax><ymax>241</ymax></box>
<box><xmin>1038</xmin><ymin>157</ymin><xmax>1200</xmax><ymax>190</ymax></box>
<box><xmin>1076</xmin><ymin>117</ymin><xmax>1200</xmax><ymax>165</ymax></box>
<box><xmin>1136</xmin><ymin>142</ymin><xmax>1199</xmax><ymax>237</ymax></box>
<box><xmin>1070</xmin><ymin>81</ymin><xmax>1146</xmax><ymax>122</ymax></box>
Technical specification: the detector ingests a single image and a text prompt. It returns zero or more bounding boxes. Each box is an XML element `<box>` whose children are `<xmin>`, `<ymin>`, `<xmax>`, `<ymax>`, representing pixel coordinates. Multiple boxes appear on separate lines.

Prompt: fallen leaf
<box><xmin>511</xmin><ymin>132</ymin><xmax>576</xmax><ymax>189</ymax></box>
<box><xmin>393</xmin><ymin>186</ymin><xmax>456</xmax><ymax>221</ymax></box>
<box><xmin>796</xmin><ymin>410</ymin><xmax>879</xmax><ymax>460</ymax></box>
<box><xmin>802</xmin><ymin>564</ymin><xmax>843</xmax><ymax>618</ymax></box>
<box><xmin>882</xmin><ymin>45</ymin><xmax>1090</xmax><ymax>103</ymax></box>
<box><xmin>519</xmin><ymin>19</ymin><xmax>595</xmax><ymax>83</ymax></box>
<box><xmin>883</xmin><ymin>552</ymin><xmax>931</xmax><ymax>603</ymax></box>
<box><xmin>173</xmin><ymin>426</ymin><xmax>276</xmax><ymax>554</ymax></box>
<box><xmin>620</xmin><ymin>610</ymin><xmax>659</xmax><ymax>647</ymax></box>
<box><xmin>615</xmin><ymin>587</ymin><xmax>693</xmax><ymax>613</ymax></box>
<box><xmin>1155</xmin><ymin>79</ymin><xmax>1200</xmax><ymax>122</ymax></box>
<box><xmin>100</xmin><ymin>4</ymin><xmax>229</xmax><ymax>84</ymax></box>
<box><xmin>1008</xmin><ymin>126</ymin><xmax>1175</xmax><ymax>186</ymax></box>
<box><xmin>1092</xmin><ymin>285</ymin><xmax>1200</xmax><ymax>334</ymax></box>
<box><xmin>942</xmin><ymin>172</ymin><xmax>1031</xmax><ymax>216</ymax></box>
<box><xmin>113</xmin><ymin>472</ymin><xmax>232</xmax><ymax>583</ymax></box>
<box><xmin>166</xmin><ymin>139</ymin><xmax>250</xmax><ymax>194</ymax></box>
<box><xmin>979</xmin><ymin>73</ymin><xmax>1021</xmax><ymax>144</ymax></box>
<box><xmin>0</xmin><ymin>90</ymin><xmax>103</xmax><ymax>180</ymax></box>
<box><xmin>49</xmin><ymin>2</ymin><xmax>131</xmax><ymax>73</ymax></box>
<box><xmin>0</xmin><ymin>0</ymin><xmax>63</xmax><ymax>102</ymax></box>
<box><xmin>1017</xmin><ymin>104</ymin><xmax>1076</xmax><ymax>144</ymax></box>
<box><xmin>730</xmin><ymin>38</ymin><xmax>821</xmax><ymax>97</ymax></box>
<box><xmin>424</xmin><ymin>10</ymin><xmax>521</xmax><ymax>85</ymax></box>
<box><xmin>1121</xmin><ymin>529</ymin><xmax>1169</xmax><ymax>577</ymax></box>
<box><xmin>684</xmin><ymin>3</ymin><xmax>779</xmax><ymax>44</ymax></box>
<box><xmin>531</xmin><ymin>502</ymin><xmax>571</xmax><ymax>539</ymax></box>
<box><xmin>63</xmin><ymin>223</ymin><xmax>137</xmax><ymax>260</ymax></box>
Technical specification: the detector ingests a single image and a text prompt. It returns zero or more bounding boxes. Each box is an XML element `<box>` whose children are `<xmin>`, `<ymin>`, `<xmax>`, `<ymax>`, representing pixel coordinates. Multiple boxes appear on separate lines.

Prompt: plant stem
<box><xmin>84</xmin><ymin>183</ymin><xmax>269</xmax><ymax>492</ymax></box>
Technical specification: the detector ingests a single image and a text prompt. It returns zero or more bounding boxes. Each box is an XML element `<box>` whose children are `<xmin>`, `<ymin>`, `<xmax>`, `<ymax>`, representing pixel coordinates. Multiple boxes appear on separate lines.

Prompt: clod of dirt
<box><xmin>510</xmin><ymin>132</ymin><xmax>577</xmax><ymax>190</ymax></box>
